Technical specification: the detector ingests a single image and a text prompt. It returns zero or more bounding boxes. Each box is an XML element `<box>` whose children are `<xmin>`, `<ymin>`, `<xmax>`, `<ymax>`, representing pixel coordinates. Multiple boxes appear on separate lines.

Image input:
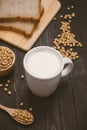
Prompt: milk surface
<box><xmin>27</xmin><ymin>50</ymin><xmax>61</xmax><ymax>78</ymax></box>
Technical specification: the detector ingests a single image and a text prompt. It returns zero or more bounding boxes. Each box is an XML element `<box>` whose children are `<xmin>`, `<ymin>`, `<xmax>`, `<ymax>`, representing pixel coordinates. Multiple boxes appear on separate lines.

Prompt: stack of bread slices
<box><xmin>0</xmin><ymin>0</ymin><xmax>44</xmax><ymax>37</ymax></box>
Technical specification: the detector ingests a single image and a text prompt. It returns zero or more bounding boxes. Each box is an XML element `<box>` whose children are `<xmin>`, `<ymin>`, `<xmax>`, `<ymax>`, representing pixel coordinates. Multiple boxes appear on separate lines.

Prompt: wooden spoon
<box><xmin>0</xmin><ymin>104</ymin><xmax>34</xmax><ymax>125</ymax></box>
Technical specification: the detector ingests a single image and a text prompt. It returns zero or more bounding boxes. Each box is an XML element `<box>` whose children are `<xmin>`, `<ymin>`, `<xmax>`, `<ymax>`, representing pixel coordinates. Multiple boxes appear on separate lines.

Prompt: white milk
<box><xmin>27</xmin><ymin>50</ymin><xmax>61</xmax><ymax>78</ymax></box>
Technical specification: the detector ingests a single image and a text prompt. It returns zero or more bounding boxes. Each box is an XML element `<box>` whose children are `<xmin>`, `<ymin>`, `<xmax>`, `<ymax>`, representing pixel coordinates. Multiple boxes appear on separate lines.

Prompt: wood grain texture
<box><xmin>0</xmin><ymin>0</ymin><xmax>87</xmax><ymax>130</ymax></box>
<box><xmin>0</xmin><ymin>0</ymin><xmax>61</xmax><ymax>51</ymax></box>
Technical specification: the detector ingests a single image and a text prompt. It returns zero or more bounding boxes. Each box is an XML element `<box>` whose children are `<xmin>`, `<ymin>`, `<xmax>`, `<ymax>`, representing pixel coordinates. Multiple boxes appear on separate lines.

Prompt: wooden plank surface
<box><xmin>0</xmin><ymin>0</ymin><xmax>61</xmax><ymax>51</ymax></box>
<box><xmin>0</xmin><ymin>0</ymin><xmax>87</xmax><ymax>129</ymax></box>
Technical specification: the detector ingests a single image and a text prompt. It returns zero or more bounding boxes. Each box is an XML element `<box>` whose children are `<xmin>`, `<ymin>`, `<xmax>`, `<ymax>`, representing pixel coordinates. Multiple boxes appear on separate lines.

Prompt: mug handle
<box><xmin>61</xmin><ymin>57</ymin><xmax>73</xmax><ymax>77</ymax></box>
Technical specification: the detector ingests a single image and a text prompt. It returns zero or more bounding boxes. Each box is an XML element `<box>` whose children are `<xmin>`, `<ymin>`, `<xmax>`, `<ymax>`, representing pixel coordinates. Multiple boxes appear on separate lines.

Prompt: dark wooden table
<box><xmin>0</xmin><ymin>0</ymin><xmax>87</xmax><ymax>130</ymax></box>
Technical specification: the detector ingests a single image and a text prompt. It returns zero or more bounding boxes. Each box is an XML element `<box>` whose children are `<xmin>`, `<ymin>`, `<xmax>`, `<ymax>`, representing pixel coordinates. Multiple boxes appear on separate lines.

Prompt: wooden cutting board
<box><xmin>0</xmin><ymin>0</ymin><xmax>61</xmax><ymax>51</ymax></box>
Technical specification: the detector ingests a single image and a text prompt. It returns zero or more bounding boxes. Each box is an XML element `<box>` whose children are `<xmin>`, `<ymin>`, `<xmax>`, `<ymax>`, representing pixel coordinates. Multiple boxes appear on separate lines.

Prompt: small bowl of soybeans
<box><xmin>0</xmin><ymin>46</ymin><xmax>15</xmax><ymax>77</ymax></box>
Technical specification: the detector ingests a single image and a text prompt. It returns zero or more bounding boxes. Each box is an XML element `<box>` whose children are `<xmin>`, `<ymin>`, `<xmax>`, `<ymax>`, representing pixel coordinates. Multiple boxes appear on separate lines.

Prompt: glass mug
<box><xmin>23</xmin><ymin>46</ymin><xmax>73</xmax><ymax>97</ymax></box>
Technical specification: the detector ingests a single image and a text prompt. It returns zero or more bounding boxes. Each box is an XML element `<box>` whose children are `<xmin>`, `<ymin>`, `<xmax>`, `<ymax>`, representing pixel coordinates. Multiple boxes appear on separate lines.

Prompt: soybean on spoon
<box><xmin>0</xmin><ymin>104</ymin><xmax>34</xmax><ymax>125</ymax></box>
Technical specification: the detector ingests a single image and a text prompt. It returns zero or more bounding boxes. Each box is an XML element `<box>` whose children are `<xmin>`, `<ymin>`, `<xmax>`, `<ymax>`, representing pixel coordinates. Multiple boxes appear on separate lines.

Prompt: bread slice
<box><xmin>0</xmin><ymin>22</ymin><xmax>36</xmax><ymax>37</ymax></box>
<box><xmin>0</xmin><ymin>0</ymin><xmax>41</xmax><ymax>22</ymax></box>
<box><xmin>0</xmin><ymin>6</ymin><xmax>44</xmax><ymax>37</ymax></box>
